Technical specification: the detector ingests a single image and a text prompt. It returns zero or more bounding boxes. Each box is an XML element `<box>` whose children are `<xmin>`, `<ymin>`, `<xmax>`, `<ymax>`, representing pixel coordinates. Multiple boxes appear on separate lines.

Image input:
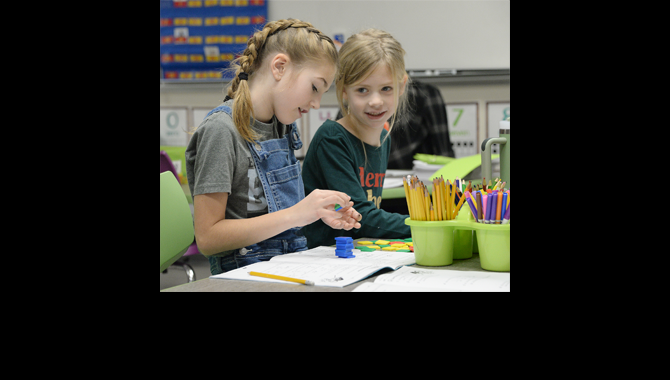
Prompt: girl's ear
<box><xmin>271</xmin><ymin>53</ymin><xmax>290</xmax><ymax>81</ymax></box>
<box><xmin>398</xmin><ymin>73</ymin><xmax>408</xmax><ymax>97</ymax></box>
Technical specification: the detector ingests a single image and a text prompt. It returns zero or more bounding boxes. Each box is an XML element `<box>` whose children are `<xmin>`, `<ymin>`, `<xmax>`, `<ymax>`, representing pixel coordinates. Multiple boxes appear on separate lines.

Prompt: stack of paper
<box><xmin>210</xmin><ymin>246</ymin><xmax>416</xmax><ymax>287</ymax></box>
<box><xmin>383</xmin><ymin>169</ymin><xmax>414</xmax><ymax>189</ymax></box>
<box><xmin>413</xmin><ymin>160</ymin><xmax>444</xmax><ymax>184</ymax></box>
<box><xmin>353</xmin><ymin>266</ymin><xmax>510</xmax><ymax>292</ymax></box>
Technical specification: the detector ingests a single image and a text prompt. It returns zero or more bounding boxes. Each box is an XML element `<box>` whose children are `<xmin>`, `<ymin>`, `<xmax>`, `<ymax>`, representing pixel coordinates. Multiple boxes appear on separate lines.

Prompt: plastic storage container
<box><xmin>404</xmin><ymin>206</ymin><xmax>509</xmax><ymax>271</ymax></box>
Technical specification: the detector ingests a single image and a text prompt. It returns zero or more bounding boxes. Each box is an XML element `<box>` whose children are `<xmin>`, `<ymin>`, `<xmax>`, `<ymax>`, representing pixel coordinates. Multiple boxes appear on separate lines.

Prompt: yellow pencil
<box><xmin>416</xmin><ymin>182</ymin><xmax>424</xmax><ymax>220</ymax></box>
<box><xmin>403</xmin><ymin>177</ymin><xmax>413</xmax><ymax>220</ymax></box>
<box><xmin>424</xmin><ymin>187</ymin><xmax>430</xmax><ymax>221</ymax></box>
<box><xmin>452</xmin><ymin>189</ymin><xmax>467</xmax><ymax>219</ymax></box>
<box><xmin>435</xmin><ymin>179</ymin><xmax>443</xmax><ymax>220</ymax></box>
<box><xmin>412</xmin><ymin>181</ymin><xmax>421</xmax><ymax>220</ymax></box>
<box><xmin>249</xmin><ymin>271</ymin><xmax>315</xmax><ymax>285</ymax></box>
<box><xmin>440</xmin><ymin>177</ymin><xmax>447</xmax><ymax>220</ymax></box>
<box><xmin>431</xmin><ymin>179</ymin><xmax>437</xmax><ymax>220</ymax></box>
<box><xmin>412</xmin><ymin>179</ymin><xmax>422</xmax><ymax>220</ymax></box>
<box><xmin>408</xmin><ymin>180</ymin><xmax>415</xmax><ymax>220</ymax></box>
<box><xmin>435</xmin><ymin>177</ymin><xmax>441</xmax><ymax>220</ymax></box>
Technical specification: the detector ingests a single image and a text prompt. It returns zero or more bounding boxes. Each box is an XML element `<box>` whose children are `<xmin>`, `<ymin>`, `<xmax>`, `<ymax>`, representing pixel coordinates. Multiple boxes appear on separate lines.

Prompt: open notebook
<box><xmin>210</xmin><ymin>246</ymin><xmax>416</xmax><ymax>288</ymax></box>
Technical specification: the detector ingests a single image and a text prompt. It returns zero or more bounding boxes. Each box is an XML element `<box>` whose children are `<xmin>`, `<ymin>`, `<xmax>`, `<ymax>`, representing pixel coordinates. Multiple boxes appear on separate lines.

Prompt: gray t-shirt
<box><xmin>185</xmin><ymin>99</ymin><xmax>288</xmax><ymax>257</ymax></box>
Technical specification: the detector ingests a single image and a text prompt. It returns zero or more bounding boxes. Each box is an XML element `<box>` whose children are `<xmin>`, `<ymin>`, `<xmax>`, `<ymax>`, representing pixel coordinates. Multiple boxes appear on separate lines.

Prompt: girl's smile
<box><xmin>365</xmin><ymin>110</ymin><xmax>387</xmax><ymax>120</ymax></box>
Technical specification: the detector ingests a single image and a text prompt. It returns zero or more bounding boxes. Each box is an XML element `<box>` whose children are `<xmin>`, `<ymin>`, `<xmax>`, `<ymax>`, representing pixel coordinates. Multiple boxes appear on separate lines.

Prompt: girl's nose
<box><xmin>369</xmin><ymin>93</ymin><xmax>383</xmax><ymax>107</ymax></box>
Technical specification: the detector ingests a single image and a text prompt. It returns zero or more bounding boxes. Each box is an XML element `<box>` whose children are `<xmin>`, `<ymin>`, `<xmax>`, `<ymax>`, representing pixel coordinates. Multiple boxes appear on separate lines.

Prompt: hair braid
<box><xmin>222</xmin><ymin>19</ymin><xmax>337</xmax><ymax>143</ymax></box>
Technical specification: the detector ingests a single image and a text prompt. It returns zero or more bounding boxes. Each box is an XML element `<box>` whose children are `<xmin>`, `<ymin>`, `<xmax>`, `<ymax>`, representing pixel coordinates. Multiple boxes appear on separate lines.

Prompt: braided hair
<box><xmin>225</xmin><ymin>19</ymin><xmax>337</xmax><ymax>143</ymax></box>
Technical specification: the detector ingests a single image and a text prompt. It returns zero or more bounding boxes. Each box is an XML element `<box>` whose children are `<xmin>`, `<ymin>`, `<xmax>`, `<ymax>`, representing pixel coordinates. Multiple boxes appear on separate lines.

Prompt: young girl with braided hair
<box><xmin>301</xmin><ymin>28</ymin><xmax>411</xmax><ymax>248</ymax></box>
<box><xmin>186</xmin><ymin>19</ymin><xmax>362</xmax><ymax>275</ymax></box>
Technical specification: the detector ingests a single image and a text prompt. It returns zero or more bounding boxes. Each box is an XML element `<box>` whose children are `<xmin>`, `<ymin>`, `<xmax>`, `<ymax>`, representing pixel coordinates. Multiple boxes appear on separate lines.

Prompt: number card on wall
<box><xmin>446</xmin><ymin>103</ymin><xmax>478</xmax><ymax>158</ymax></box>
<box><xmin>486</xmin><ymin>102</ymin><xmax>510</xmax><ymax>155</ymax></box>
<box><xmin>160</xmin><ymin>107</ymin><xmax>189</xmax><ymax>146</ymax></box>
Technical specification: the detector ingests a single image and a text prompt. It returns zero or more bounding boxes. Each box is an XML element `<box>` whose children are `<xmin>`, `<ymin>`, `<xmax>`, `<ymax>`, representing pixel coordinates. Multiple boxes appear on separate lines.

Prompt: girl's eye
<box><xmin>382</xmin><ymin>86</ymin><xmax>393</xmax><ymax>92</ymax></box>
<box><xmin>312</xmin><ymin>85</ymin><xmax>318</xmax><ymax>93</ymax></box>
<box><xmin>356</xmin><ymin>88</ymin><xmax>368</xmax><ymax>93</ymax></box>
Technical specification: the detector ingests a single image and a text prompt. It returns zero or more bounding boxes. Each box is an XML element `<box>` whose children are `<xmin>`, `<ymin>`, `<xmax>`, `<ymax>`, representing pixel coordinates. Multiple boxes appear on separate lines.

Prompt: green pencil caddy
<box><xmin>405</xmin><ymin>219</ymin><xmax>456</xmax><ymax>266</ymax></box>
<box><xmin>473</xmin><ymin>223</ymin><xmax>510</xmax><ymax>271</ymax></box>
<box><xmin>453</xmin><ymin>203</ymin><xmax>474</xmax><ymax>260</ymax></box>
<box><xmin>405</xmin><ymin>208</ymin><xmax>510</xmax><ymax>271</ymax></box>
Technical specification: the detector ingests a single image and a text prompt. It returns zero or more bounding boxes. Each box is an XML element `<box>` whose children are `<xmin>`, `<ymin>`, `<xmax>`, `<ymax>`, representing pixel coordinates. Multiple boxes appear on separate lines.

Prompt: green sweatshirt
<box><xmin>301</xmin><ymin>119</ymin><xmax>411</xmax><ymax>248</ymax></box>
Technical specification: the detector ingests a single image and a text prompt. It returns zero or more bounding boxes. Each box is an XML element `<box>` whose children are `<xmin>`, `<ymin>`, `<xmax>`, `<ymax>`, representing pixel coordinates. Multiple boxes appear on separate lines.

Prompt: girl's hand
<box><xmin>321</xmin><ymin>204</ymin><xmax>362</xmax><ymax>230</ymax></box>
<box><xmin>291</xmin><ymin>189</ymin><xmax>361</xmax><ymax>229</ymax></box>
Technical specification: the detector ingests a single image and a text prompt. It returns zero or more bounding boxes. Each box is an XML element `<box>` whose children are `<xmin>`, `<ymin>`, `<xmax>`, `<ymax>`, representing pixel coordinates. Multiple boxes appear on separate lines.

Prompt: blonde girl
<box><xmin>301</xmin><ymin>28</ymin><xmax>412</xmax><ymax>248</ymax></box>
<box><xmin>186</xmin><ymin>19</ymin><xmax>362</xmax><ymax>275</ymax></box>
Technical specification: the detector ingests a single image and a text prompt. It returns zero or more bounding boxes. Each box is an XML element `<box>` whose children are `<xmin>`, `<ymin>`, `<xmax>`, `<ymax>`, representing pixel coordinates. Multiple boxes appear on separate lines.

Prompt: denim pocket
<box><xmin>265</xmin><ymin>162</ymin><xmax>304</xmax><ymax>210</ymax></box>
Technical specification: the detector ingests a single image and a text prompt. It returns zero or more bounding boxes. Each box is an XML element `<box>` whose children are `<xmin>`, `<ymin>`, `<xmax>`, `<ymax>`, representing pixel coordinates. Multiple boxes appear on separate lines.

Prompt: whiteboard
<box><xmin>268</xmin><ymin>0</ymin><xmax>510</xmax><ymax>71</ymax></box>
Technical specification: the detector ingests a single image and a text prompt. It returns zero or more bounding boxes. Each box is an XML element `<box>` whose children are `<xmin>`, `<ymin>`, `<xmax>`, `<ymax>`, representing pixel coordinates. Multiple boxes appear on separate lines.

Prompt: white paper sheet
<box><xmin>353</xmin><ymin>266</ymin><xmax>510</xmax><ymax>292</ymax></box>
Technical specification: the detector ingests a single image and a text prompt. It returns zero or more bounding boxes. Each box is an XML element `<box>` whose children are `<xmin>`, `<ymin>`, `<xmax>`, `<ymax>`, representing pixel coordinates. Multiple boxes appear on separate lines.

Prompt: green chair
<box><xmin>160</xmin><ymin>172</ymin><xmax>195</xmax><ymax>273</ymax></box>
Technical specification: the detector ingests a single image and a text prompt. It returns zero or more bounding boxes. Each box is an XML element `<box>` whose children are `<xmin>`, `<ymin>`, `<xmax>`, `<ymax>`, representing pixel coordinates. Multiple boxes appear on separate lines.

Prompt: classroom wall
<box><xmin>160</xmin><ymin>82</ymin><xmax>510</xmax><ymax>150</ymax></box>
<box><xmin>160</xmin><ymin>0</ymin><xmax>510</xmax><ymax>152</ymax></box>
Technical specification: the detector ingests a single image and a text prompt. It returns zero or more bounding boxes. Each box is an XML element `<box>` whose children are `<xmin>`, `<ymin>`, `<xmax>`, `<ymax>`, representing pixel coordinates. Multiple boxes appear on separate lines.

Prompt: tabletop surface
<box><xmin>161</xmin><ymin>251</ymin><xmax>489</xmax><ymax>292</ymax></box>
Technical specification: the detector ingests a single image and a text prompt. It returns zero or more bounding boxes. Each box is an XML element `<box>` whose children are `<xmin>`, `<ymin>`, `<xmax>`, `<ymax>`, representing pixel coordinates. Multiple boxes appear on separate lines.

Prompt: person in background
<box><xmin>386</xmin><ymin>80</ymin><xmax>455</xmax><ymax>169</ymax></box>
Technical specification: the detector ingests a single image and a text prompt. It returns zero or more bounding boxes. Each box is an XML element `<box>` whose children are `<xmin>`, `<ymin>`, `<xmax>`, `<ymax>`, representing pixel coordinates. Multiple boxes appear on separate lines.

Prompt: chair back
<box><xmin>160</xmin><ymin>171</ymin><xmax>194</xmax><ymax>272</ymax></box>
<box><xmin>160</xmin><ymin>150</ymin><xmax>180</xmax><ymax>184</ymax></box>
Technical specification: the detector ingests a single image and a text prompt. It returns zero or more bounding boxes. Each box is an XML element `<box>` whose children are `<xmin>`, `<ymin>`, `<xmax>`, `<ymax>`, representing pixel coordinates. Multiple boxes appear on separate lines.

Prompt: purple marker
<box><xmin>486</xmin><ymin>191</ymin><xmax>497</xmax><ymax>224</ymax></box>
<box><xmin>502</xmin><ymin>203</ymin><xmax>510</xmax><ymax>224</ymax></box>
<box><xmin>464</xmin><ymin>192</ymin><xmax>479</xmax><ymax>222</ymax></box>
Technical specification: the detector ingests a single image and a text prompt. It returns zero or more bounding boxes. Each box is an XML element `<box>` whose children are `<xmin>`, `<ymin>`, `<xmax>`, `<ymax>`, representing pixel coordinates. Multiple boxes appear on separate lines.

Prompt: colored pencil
<box><xmin>496</xmin><ymin>190</ymin><xmax>503</xmax><ymax>224</ymax></box>
<box><xmin>464</xmin><ymin>191</ymin><xmax>479</xmax><ymax>220</ymax></box>
<box><xmin>476</xmin><ymin>191</ymin><xmax>484</xmax><ymax>222</ymax></box>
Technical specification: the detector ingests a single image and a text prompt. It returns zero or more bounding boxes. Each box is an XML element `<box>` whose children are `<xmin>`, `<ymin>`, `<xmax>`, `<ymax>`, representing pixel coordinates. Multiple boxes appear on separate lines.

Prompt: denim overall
<box><xmin>203</xmin><ymin>104</ymin><xmax>308</xmax><ymax>275</ymax></box>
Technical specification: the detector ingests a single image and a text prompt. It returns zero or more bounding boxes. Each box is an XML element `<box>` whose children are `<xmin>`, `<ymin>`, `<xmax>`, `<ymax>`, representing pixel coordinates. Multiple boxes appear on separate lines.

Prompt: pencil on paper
<box><xmin>249</xmin><ymin>271</ymin><xmax>315</xmax><ymax>285</ymax></box>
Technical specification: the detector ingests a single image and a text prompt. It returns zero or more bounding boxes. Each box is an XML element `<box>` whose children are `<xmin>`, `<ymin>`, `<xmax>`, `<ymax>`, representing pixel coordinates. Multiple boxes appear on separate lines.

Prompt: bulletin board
<box><xmin>160</xmin><ymin>0</ymin><xmax>268</xmax><ymax>81</ymax></box>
